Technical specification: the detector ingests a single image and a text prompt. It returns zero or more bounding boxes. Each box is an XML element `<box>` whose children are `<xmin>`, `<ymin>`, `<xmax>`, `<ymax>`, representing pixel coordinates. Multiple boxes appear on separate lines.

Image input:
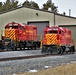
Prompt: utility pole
<box><xmin>54</xmin><ymin>12</ymin><xmax>55</xmax><ymax>26</ymax></box>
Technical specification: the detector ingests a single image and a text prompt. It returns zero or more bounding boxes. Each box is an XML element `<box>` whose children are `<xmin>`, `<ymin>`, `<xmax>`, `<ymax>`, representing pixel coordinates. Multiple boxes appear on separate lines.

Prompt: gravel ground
<box><xmin>0</xmin><ymin>50</ymin><xmax>41</xmax><ymax>58</ymax></box>
<box><xmin>0</xmin><ymin>52</ymin><xmax>76</xmax><ymax>75</ymax></box>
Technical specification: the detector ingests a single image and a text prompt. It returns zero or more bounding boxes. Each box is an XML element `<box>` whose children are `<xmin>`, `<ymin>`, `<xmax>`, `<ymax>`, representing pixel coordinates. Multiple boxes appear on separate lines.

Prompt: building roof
<box><xmin>0</xmin><ymin>6</ymin><xmax>76</xmax><ymax>19</ymax></box>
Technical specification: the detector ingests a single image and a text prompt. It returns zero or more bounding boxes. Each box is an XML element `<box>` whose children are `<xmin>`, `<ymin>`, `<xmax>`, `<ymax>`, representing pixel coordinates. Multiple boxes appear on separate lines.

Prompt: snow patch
<box><xmin>44</xmin><ymin>66</ymin><xmax>52</xmax><ymax>69</ymax></box>
<box><xmin>13</xmin><ymin>74</ymin><xmax>16</xmax><ymax>75</ymax></box>
<box><xmin>71</xmin><ymin>61</ymin><xmax>76</xmax><ymax>63</ymax></box>
<box><xmin>28</xmin><ymin>69</ymin><xmax>38</xmax><ymax>72</ymax></box>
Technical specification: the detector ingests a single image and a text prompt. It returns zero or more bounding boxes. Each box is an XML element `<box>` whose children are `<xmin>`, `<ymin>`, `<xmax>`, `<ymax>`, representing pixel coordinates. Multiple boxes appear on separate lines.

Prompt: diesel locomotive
<box><xmin>0</xmin><ymin>22</ymin><xmax>40</xmax><ymax>50</ymax></box>
<box><xmin>41</xmin><ymin>26</ymin><xmax>75</xmax><ymax>54</ymax></box>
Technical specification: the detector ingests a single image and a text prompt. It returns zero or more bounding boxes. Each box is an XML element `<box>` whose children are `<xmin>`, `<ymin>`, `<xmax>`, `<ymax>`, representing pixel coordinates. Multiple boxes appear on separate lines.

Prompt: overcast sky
<box><xmin>1</xmin><ymin>0</ymin><xmax>76</xmax><ymax>17</ymax></box>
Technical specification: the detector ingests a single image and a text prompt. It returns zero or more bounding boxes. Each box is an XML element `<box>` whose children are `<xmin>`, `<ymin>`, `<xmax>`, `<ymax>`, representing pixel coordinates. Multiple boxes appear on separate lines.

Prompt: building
<box><xmin>0</xmin><ymin>6</ymin><xmax>76</xmax><ymax>42</ymax></box>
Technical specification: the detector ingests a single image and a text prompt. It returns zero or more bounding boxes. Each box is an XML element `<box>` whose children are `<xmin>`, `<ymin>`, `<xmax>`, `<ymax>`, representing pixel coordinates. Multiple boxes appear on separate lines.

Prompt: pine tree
<box><xmin>42</xmin><ymin>0</ymin><xmax>58</xmax><ymax>12</ymax></box>
<box><xmin>22</xmin><ymin>0</ymin><xmax>39</xmax><ymax>9</ymax></box>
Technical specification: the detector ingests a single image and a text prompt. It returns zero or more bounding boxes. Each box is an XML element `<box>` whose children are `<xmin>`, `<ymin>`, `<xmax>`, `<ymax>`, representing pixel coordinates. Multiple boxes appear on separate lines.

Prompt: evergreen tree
<box><xmin>0</xmin><ymin>2</ymin><xmax>3</xmax><ymax>12</ymax></box>
<box><xmin>0</xmin><ymin>0</ymin><xmax>58</xmax><ymax>13</ymax></box>
<box><xmin>22</xmin><ymin>0</ymin><xmax>39</xmax><ymax>9</ymax></box>
<box><xmin>11</xmin><ymin>0</ymin><xmax>19</xmax><ymax>8</ymax></box>
<box><xmin>0</xmin><ymin>0</ymin><xmax>19</xmax><ymax>12</ymax></box>
<box><xmin>22</xmin><ymin>0</ymin><xmax>31</xmax><ymax>6</ymax></box>
<box><xmin>3</xmin><ymin>0</ymin><xmax>11</xmax><ymax>10</ymax></box>
<box><xmin>42</xmin><ymin>0</ymin><xmax>58</xmax><ymax>12</ymax></box>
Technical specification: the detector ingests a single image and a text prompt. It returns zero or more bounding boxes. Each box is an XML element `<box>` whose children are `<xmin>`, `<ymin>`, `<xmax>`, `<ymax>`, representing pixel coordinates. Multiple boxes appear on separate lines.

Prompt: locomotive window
<box><xmin>12</xmin><ymin>26</ymin><xmax>18</xmax><ymax>29</ymax></box>
<box><xmin>19</xmin><ymin>27</ymin><xmax>22</xmax><ymax>30</ymax></box>
<box><xmin>48</xmin><ymin>31</ymin><xmax>52</xmax><ymax>33</ymax></box>
<box><xmin>59</xmin><ymin>31</ymin><xmax>61</xmax><ymax>34</ymax></box>
<box><xmin>48</xmin><ymin>30</ymin><xmax>58</xmax><ymax>34</ymax></box>
<box><xmin>53</xmin><ymin>31</ymin><xmax>58</xmax><ymax>34</ymax></box>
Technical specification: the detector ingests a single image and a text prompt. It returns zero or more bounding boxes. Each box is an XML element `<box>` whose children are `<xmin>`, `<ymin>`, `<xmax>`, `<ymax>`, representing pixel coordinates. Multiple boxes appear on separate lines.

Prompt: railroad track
<box><xmin>0</xmin><ymin>53</ymin><xmax>74</xmax><ymax>62</ymax></box>
<box><xmin>0</xmin><ymin>54</ymin><xmax>46</xmax><ymax>61</ymax></box>
<box><xmin>0</xmin><ymin>48</ymin><xmax>40</xmax><ymax>52</ymax></box>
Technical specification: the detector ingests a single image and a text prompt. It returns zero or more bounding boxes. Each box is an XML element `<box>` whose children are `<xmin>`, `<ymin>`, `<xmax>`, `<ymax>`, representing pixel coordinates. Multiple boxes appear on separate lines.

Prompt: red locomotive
<box><xmin>0</xmin><ymin>22</ymin><xmax>75</xmax><ymax>53</ymax></box>
<box><xmin>41</xmin><ymin>26</ymin><xmax>75</xmax><ymax>54</ymax></box>
<box><xmin>1</xmin><ymin>22</ymin><xmax>40</xmax><ymax>50</ymax></box>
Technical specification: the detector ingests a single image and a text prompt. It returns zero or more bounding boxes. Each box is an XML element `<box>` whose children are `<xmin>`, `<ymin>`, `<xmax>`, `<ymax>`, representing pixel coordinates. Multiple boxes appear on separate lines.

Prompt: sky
<box><xmin>1</xmin><ymin>0</ymin><xmax>76</xmax><ymax>17</ymax></box>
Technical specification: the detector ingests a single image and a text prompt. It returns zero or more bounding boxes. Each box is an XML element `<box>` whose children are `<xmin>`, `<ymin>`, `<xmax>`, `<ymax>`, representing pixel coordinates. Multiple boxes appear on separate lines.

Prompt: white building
<box><xmin>0</xmin><ymin>6</ymin><xmax>76</xmax><ymax>41</ymax></box>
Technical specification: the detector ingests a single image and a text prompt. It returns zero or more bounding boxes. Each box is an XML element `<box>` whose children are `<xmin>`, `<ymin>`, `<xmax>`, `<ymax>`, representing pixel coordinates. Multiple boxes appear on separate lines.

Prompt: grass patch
<box><xmin>16</xmin><ymin>63</ymin><xmax>76</xmax><ymax>75</ymax></box>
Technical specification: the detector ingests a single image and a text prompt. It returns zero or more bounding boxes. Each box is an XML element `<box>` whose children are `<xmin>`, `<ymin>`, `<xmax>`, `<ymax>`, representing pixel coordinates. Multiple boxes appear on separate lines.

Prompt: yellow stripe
<box><xmin>4</xmin><ymin>29</ymin><xmax>16</xmax><ymax>40</ymax></box>
<box><xmin>45</xmin><ymin>34</ymin><xmax>57</xmax><ymax>45</ymax></box>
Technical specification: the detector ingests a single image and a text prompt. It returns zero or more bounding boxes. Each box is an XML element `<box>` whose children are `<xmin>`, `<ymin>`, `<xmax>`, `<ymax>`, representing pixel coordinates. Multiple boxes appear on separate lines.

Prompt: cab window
<box><xmin>53</xmin><ymin>31</ymin><xmax>58</xmax><ymax>34</ymax></box>
<box><xmin>48</xmin><ymin>31</ymin><xmax>52</xmax><ymax>33</ymax></box>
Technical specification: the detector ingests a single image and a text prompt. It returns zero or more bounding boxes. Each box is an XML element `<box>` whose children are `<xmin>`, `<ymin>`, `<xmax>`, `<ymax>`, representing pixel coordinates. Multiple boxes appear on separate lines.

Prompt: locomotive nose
<box><xmin>44</xmin><ymin>34</ymin><xmax>57</xmax><ymax>45</ymax></box>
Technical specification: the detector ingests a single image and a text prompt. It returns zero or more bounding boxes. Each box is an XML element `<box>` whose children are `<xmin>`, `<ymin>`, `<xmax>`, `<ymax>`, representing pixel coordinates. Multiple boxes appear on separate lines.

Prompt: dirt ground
<box><xmin>16</xmin><ymin>63</ymin><xmax>76</xmax><ymax>75</ymax></box>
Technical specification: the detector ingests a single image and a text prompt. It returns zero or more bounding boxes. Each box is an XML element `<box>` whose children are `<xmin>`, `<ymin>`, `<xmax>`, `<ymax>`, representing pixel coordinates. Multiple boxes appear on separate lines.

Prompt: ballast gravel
<box><xmin>0</xmin><ymin>50</ymin><xmax>41</xmax><ymax>58</ymax></box>
<box><xmin>0</xmin><ymin>51</ymin><xmax>76</xmax><ymax>75</ymax></box>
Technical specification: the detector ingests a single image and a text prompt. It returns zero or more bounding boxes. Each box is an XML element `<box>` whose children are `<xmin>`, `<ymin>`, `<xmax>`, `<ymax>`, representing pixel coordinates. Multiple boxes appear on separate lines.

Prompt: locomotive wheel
<box><xmin>70</xmin><ymin>46</ymin><xmax>75</xmax><ymax>54</ymax></box>
<box><xmin>50</xmin><ymin>46</ymin><xmax>62</xmax><ymax>54</ymax></box>
<box><xmin>46</xmin><ymin>46</ymin><xmax>60</xmax><ymax>54</ymax></box>
<box><xmin>41</xmin><ymin>46</ymin><xmax>64</xmax><ymax>55</ymax></box>
<box><xmin>34</xmin><ymin>46</ymin><xmax>36</xmax><ymax>49</ymax></box>
<box><xmin>41</xmin><ymin>46</ymin><xmax>47</xmax><ymax>54</ymax></box>
<box><xmin>57</xmin><ymin>47</ymin><xmax>63</xmax><ymax>54</ymax></box>
<box><xmin>46</xmin><ymin>47</ymin><xmax>52</xmax><ymax>54</ymax></box>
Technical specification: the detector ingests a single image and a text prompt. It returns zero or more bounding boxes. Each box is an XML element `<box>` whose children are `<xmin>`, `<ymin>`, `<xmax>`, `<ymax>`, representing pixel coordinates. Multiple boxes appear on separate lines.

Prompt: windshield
<box><xmin>48</xmin><ymin>30</ymin><xmax>58</xmax><ymax>34</ymax></box>
<box><xmin>11</xmin><ymin>26</ymin><xmax>18</xmax><ymax>29</ymax></box>
<box><xmin>5</xmin><ymin>24</ymin><xmax>19</xmax><ymax>29</ymax></box>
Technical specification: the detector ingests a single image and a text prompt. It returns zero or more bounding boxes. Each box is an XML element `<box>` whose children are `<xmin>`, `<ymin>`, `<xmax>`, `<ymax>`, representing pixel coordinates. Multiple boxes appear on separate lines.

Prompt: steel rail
<box><xmin>0</xmin><ymin>54</ymin><xmax>46</xmax><ymax>61</ymax></box>
<box><xmin>0</xmin><ymin>49</ymin><xmax>40</xmax><ymax>52</ymax></box>
<box><xmin>0</xmin><ymin>53</ymin><xmax>74</xmax><ymax>62</ymax></box>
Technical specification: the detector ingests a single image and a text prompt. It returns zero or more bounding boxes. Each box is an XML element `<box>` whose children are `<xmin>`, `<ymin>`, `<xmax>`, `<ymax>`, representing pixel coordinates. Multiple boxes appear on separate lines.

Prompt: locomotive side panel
<box><xmin>64</xmin><ymin>28</ymin><xmax>73</xmax><ymax>46</ymax></box>
<box><xmin>24</xmin><ymin>25</ymin><xmax>37</xmax><ymax>41</ymax></box>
